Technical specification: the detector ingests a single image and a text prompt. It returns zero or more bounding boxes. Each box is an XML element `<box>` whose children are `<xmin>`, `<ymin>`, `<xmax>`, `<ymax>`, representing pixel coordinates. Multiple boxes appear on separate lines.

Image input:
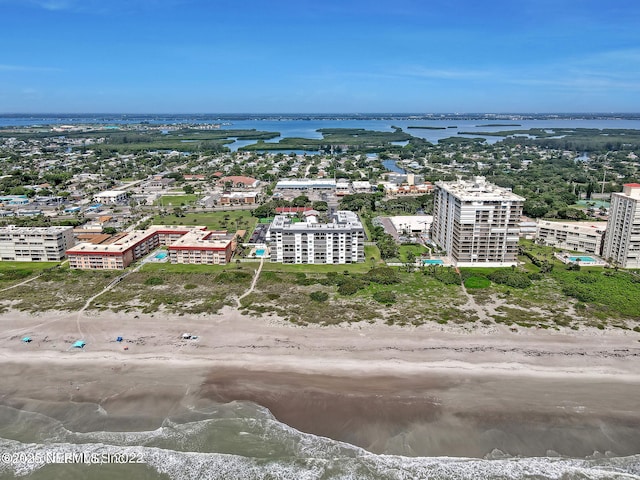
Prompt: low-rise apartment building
<box><xmin>536</xmin><ymin>220</ymin><xmax>607</xmax><ymax>255</ymax></box>
<box><xmin>94</xmin><ymin>190</ymin><xmax>128</xmax><ymax>205</ymax></box>
<box><xmin>168</xmin><ymin>230</ymin><xmax>233</xmax><ymax>265</ymax></box>
<box><xmin>66</xmin><ymin>225</ymin><xmax>232</xmax><ymax>269</ymax></box>
<box><xmin>219</xmin><ymin>191</ymin><xmax>258</xmax><ymax>205</ymax></box>
<box><xmin>0</xmin><ymin>226</ymin><xmax>75</xmax><ymax>262</ymax></box>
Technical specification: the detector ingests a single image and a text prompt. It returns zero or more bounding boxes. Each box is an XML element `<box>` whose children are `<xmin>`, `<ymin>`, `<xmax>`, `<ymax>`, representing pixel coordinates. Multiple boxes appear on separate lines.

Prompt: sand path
<box><xmin>236</xmin><ymin>256</ymin><xmax>265</xmax><ymax>308</ymax></box>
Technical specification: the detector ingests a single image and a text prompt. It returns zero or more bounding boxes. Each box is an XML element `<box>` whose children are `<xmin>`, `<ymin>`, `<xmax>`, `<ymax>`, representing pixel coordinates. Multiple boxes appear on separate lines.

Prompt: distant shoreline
<box><xmin>1</xmin><ymin>113</ymin><xmax>640</xmax><ymax>122</ymax></box>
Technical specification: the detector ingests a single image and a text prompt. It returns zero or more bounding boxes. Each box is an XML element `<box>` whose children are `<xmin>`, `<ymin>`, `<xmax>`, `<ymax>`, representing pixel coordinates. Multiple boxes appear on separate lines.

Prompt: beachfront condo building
<box><xmin>0</xmin><ymin>226</ymin><xmax>75</xmax><ymax>262</ymax></box>
<box><xmin>267</xmin><ymin>210</ymin><xmax>364</xmax><ymax>264</ymax></box>
<box><xmin>431</xmin><ymin>177</ymin><xmax>524</xmax><ymax>267</ymax></box>
<box><xmin>535</xmin><ymin>220</ymin><xmax>607</xmax><ymax>255</ymax></box>
<box><xmin>603</xmin><ymin>183</ymin><xmax>640</xmax><ymax>268</ymax></box>
<box><xmin>67</xmin><ymin>225</ymin><xmax>233</xmax><ymax>269</ymax></box>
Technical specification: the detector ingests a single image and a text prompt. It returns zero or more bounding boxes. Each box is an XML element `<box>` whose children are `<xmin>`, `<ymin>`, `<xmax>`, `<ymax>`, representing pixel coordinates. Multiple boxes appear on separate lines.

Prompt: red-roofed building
<box><xmin>218</xmin><ymin>176</ymin><xmax>259</xmax><ymax>188</ymax></box>
<box><xmin>275</xmin><ymin>207</ymin><xmax>313</xmax><ymax>215</ymax></box>
<box><xmin>66</xmin><ymin>225</ymin><xmax>233</xmax><ymax>269</ymax></box>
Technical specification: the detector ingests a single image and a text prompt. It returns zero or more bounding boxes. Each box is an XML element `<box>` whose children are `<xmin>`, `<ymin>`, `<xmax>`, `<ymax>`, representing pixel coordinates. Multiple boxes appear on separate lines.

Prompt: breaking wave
<box><xmin>0</xmin><ymin>403</ymin><xmax>638</xmax><ymax>479</ymax></box>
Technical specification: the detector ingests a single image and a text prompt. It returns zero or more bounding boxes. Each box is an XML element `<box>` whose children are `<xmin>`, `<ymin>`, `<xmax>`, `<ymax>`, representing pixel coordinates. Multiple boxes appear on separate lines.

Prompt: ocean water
<box><xmin>0</xmin><ymin>403</ymin><xmax>638</xmax><ymax>480</ymax></box>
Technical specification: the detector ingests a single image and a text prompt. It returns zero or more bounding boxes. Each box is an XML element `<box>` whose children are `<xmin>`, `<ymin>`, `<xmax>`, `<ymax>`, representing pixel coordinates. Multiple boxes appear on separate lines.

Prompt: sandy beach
<box><xmin>1</xmin><ymin>307</ymin><xmax>639</xmax><ymax>458</ymax></box>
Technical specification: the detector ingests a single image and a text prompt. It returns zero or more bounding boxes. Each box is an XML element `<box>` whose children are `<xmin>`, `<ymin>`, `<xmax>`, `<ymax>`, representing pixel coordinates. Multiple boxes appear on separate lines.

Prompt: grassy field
<box><xmin>0</xmin><ymin>261</ymin><xmax>60</xmax><ymax>277</ymax></box>
<box><xmin>152</xmin><ymin>210</ymin><xmax>258</xmax><ymax>233</ymax></box>
<box><xmin>154</xmin><ymin>194</ymin><xmax>199</xmax><ymax>206</ymax></box>
<box><xmin>0</xmin><ymin>261</ymin><xmax>62</xmax><ymax>289</ymax></box>
<box><xmin>262</xmin><ymin>261</ymin><xmax>373</xmax><ymax>274</ymax></box>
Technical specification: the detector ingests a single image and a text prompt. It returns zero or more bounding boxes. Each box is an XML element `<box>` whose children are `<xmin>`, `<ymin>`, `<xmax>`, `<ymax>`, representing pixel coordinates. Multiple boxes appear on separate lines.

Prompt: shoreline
<box><xmin>1</xmin><ymin>306</ymin><xmax>638</xmax><ymax>375</ymax></box>
<box><xmin>1</xmin><ymin>307</ymin><xmax>640</xmax><ymax>458</ymax></box>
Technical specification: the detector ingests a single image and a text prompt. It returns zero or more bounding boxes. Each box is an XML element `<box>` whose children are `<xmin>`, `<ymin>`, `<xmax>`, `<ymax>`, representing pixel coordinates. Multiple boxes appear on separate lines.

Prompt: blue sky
<box><xmin>1</xmin><ymin>0</ymin><xmax>639</xmax><ymax>113</ymax></box>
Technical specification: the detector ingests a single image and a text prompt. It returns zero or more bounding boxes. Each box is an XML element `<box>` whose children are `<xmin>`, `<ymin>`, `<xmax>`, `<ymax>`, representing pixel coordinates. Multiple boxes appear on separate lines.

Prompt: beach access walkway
<box><xmin>75</xmin><ymin>257</ymin><xmax>146</xmax><ymax>340</ymax></box>
<box><xmin>236</xmin><ymin>257</ymin><xmax>265</xmax><ymax>308</ymax></box>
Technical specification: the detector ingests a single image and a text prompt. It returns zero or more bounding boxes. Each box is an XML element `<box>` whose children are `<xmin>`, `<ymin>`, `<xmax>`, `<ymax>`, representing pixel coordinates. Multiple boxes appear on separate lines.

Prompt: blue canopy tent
<box><xmin>72</xmin><ymin>340</ymin><xmax>86</xmax><ymax>348</ymax></box>
<box><xmin>22</xmin><ymin>337</ymin><xmax>32</xmax><ymax>343</ymax></box>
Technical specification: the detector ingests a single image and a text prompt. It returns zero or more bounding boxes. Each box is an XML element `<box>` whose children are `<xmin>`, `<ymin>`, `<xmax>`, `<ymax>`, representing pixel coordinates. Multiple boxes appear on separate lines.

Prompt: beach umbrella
<box><xmin>22</xmin><ymin>337</ymin><xmax>32</xmax><ymax>343</ymax></box>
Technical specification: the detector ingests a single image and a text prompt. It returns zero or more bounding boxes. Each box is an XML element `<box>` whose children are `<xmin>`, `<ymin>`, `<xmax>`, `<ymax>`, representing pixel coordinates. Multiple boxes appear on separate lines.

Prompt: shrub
<box><xmin>562</xmin><ymin>284</ymin><xmax>596</xmax><ymax>302</ymax></box>
<box><xmin>309</xmin><ymin>291</ymin><xmax>329</xmax><ymax>302</ymax></box>
<box><xmin>144</xmin><ymin>277</ymin><xmax>164</xmax><ymax>286</ymax></box>
<box><xmin>184</xmin><ymin>284</ymin><xmax>197</xmax><ymax>290</ymax></box>
<box><xmin>0</xmin><ymin>269</ymin><xmax>33</xmax><ymax>281</ymax></box>
<box><xmin>432</xmin><ymin>267</ymin><xmax>462</xmax><ymax>285</ymax></box>
<box><xmin>295</xmin><ymin>272</ymin><xmax>312</xmax><ymax>285</ymax></box>
<box><xmin>337</xmin><ymin>281</ymin><xmax>360</xmax><ymax>295</ymax></box>
<box><xmin>373</xmin><ymin>291</ymin><xmax>396</xmax><ymax>304</ymax></box>
<box><xmin>575</xmin><ymin>274</ymin><xmax>597</xmax><ymax>284</ymax></box>
<box><xmin>216</xmin><ymin>271</ymin><xmax>251</xmax><ymax>283</ymax></box>
<box><xmin>262</xmin><ymin>271</ymin><xmax>281</xmax><ymax>282</ymax></box>
<box><xmin>366</xmin><ymin>267</ymin><xmax>400</xmax><ymax>285</ymax></box>
<box><xmin>488</xmin><ymin>270</ymin><xmax>531</xmax><ymax>289</ymax></box>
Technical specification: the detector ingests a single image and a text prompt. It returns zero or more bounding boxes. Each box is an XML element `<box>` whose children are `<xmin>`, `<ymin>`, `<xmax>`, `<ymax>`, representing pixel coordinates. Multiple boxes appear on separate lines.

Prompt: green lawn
<box><xmin>398</xmin><ymin>244</ymin><xmax>428</xmax><ymax>262</ymax></box>
<box><xmin>154</xmin><ymin>194</ymin><xmax>199</xmax><ymax>206</ymax></box>
<box><xmin>0</xmin><ymin>261</ymin><xmax>61</xmax><ymax>286</ymax></box>
<box><xmin>262</xmin><ymin>261</ymin><xmax>373</xmax><ymax>274</ymax></box>
<box><xmin>464</xmin><ymin>276</ymin><xmax>491</xmax><ymax>289</ymax></box>
<box><xmin>152</xmin><ymin>210</ymin><xmax>257</xmax><ymax>233</ymax></box>
<box><xmin>141</xmin><ymin>262</ymin><xmax>245</xmax><ymax>274</ymax></box>
<box><xmin>364</xmin><ymin>245</ymin><xmax>382</xmax><ymax>265</ymax></box>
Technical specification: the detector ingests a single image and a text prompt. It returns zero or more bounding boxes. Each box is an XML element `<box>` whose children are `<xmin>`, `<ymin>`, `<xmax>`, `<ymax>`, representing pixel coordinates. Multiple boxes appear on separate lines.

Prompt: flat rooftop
<box><xmin>437</xmin><ymin>177</ymin><xmax>525</xmax><ymax>202</ymax></box>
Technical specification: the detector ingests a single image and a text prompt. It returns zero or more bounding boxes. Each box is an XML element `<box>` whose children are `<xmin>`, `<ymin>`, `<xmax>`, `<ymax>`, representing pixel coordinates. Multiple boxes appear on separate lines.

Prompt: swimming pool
<box><xmin>568</xmin><ymin>256</ymin><xmax>595</xmax><ymax>262</ymax></box>
<box><xmin>255</xmin><ymin>249</ymin><xmax>266</xmax><ymax>257</ymax></box>
<box><xmin>154</xmin><ymin>251</ymin><xmax>168</xmax><ymax>260</ymax></box>
<box><xmin>423</xmin><ymin>259</ymin><xmax>444</xmax><ymax>265</ymax></box>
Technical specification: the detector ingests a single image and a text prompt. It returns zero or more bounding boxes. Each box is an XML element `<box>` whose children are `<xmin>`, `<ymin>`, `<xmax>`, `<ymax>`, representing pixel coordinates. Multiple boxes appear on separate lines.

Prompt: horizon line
<box><xmin>2</xmin><ymin>112</ymin><xmax>640</xmax><ymax>116</ymax></box>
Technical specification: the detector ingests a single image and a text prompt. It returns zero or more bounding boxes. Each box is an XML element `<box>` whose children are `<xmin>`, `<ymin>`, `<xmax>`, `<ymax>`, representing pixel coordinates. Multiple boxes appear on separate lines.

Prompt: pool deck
<box><xmin>555</xmin><ymin>252</ymin><xmax>607</xmax><ymax>266</ymax></box>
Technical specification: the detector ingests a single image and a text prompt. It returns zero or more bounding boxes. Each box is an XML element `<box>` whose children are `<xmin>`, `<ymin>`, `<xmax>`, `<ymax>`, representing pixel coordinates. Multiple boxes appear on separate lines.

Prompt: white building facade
<box><xmin>536</xmin><ymin>220</ymin><xmax>607</xmax><ymax>255</ymax></box>
<box><xmin>603</xmin><ymin>183</ymin><xmax>640</xmax><ymax>268</ymax></box>
<box><xmin>0</xmin><ymin>226</ymin><xmax>75</xmax><ymax>262</ymax></box>
<box><xmin>94</xmin><ymin>190</ymin><xmax>128</xmax><ymax>205</ymax></box>
<box><xmin>267</xmin><ymin>211</ymin><xmax>364</xmax><ymax>264</ymax></box>
<box><xmin>431</xmin><ymin>177</ymin><xmax>524</xmax><ymax>267</ymax></box>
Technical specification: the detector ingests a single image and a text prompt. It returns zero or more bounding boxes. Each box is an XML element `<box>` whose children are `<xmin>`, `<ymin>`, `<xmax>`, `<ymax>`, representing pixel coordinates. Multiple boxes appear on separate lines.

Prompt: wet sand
<box><xmin>0</xmin><ymin>307</ymin><xmax>639</xmax><ymax>458</ymax></box>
